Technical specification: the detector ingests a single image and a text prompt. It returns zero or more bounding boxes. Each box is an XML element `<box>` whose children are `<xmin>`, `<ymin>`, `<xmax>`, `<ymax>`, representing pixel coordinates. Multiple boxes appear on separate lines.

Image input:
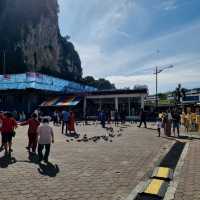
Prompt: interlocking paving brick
<box><xmin>0</xmin><ymin>123</ymin><xmax>173</xmax><ymax>200</ymax></box>
<box><xmin>174</xmin><ymin>140</ymin><xmax>200</xmax><ymax>200</ymax></box>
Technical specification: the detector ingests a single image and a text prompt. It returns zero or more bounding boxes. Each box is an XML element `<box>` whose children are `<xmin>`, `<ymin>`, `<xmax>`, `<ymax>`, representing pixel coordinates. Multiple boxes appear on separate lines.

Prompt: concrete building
<box><xmin>40</xmin><ymin>88</ymin><xmax>148</xmax><ymax>120</ymax></box>
<box><xmin>0</xmin><ymin>73</ymin><xmax>96</xmax><ymax>115</ymax></box>
<box><xmin>82</xmin><ymin>88</ymin><xmax>148</xmax><ymax>119</ymax></box>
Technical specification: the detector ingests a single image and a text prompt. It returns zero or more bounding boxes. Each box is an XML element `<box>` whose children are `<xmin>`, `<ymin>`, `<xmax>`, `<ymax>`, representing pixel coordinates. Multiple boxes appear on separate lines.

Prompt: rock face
<box><xmin>0</xmin><ymin>0</ymin><xmax>82</xmax><ymax>81</ymax></box>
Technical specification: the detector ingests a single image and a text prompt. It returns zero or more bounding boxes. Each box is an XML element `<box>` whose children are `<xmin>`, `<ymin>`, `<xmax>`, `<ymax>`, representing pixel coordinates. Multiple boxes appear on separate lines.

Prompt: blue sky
<box><xmin>58</xmin><ymin>0</ymin><xmax>200</xmax><ymax>94</ymax></box>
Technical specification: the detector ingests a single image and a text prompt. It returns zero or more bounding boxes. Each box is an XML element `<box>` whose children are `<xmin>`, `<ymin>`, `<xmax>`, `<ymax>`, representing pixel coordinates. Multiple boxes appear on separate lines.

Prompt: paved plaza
<box><xmin>174</xmin><ymin>139</ymin><xmax>200</xmax><ymax>200</ymax></box>
<box><xmin>0</xmin><ymin>122</ymin><xmax>174</xmax><ymax>200</ymax></box>
<box><xmin>0</xmin><ymin>122</ymin><xmax>200</xmax><ymax>200</ymax></box>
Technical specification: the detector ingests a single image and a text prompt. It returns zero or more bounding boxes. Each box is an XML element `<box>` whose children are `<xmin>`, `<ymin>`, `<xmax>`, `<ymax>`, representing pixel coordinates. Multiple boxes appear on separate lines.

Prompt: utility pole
<box><xmin>155</xmin><ymin>66</ymin><xmax>158</xmax><ymax>111</ymax></box>
<box><xmin>154</xmin><ymin>65</ymin><xmax>174</xmax><ymax>112</ymax></box>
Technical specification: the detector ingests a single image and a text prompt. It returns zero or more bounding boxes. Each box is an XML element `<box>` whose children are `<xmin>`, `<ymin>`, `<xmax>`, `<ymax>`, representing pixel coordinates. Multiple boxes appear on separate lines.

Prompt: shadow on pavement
<box><xmin>177</xmin><ymin>135</ymin><xmax>200</xmax><ymax>141</ymax></box>
<box><xmin>38</xmin><ymin>162</ymin><xmax>59</xmax><ymax>177</ymax></box>
<box><xmin>135</xmin><ymin>194</ymin><xmax>162</xmax><ymax>200</ymax></box>
<box><xmin>159</xmin><ymin>141</ymin><xmax>185</xmax><ymax>170</ymax></box>
<box><xmin>0</xmin><ymin>154</ymin><xmax>17</xmax><ymax>168</ymax></box>
<box><xmin>65</xmin><ymin>133</ymin><xmax>80</xmax><ymax>139</ymax></box>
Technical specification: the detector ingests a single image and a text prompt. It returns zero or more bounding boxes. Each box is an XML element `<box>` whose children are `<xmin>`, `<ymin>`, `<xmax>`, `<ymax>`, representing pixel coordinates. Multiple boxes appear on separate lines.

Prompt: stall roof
<box><xmin>40</xmin><ymin>96</ymin><xmax>81</xmax><ymax>107</ymax></box>
<box><xmin>0</xmin><ymin>73</ymin><xmax>96</xmax><ymax>93</ymax></box>
<box><xmin>85</xmin><ymin>88</ymin><xmax>148</xmax><ymax>96</ymax></box>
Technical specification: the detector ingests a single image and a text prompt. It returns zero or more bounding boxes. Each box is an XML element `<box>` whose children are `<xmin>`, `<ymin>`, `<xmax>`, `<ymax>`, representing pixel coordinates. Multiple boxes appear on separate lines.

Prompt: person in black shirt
<box><xmin>138</xmin><ymin>109</ymin><xmax>147</xmax><ymax>128</ymax></box>
<box><xmin>172</xmin><ymin>110</ymin><xmax>181</xmax><ymax>137</ymax></box>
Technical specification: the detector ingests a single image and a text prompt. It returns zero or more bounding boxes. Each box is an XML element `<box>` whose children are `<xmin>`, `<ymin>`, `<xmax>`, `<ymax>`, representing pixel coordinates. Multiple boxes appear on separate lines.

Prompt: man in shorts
<box><xmin>1</xmin><ymin>112</ymin><xmax>17</xmax><ymax>155</ymax></box>
<box><xmin>172</xmin><ymin>110</ymin><xmax>181</xmax><ymax>137</ymax></box>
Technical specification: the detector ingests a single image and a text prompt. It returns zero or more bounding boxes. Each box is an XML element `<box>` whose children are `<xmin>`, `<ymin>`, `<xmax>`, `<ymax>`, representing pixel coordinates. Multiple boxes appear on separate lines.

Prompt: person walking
<box><xmin>53</xmin><ymin>111</ymin><xmax>57</xmax><ymax>126</ymax></box>
<box><xmin>114</xmin><ymin>110</ymin><xmax>119</xmax><ymax>127</ymax></box>
<box><xmin>156</xmin><ymin>117</ymin><xmax>163</xmax><ymax>137</ymax></box>
<box><xmin>172</xmin><ymin>110</ymin><xmax>181</xmax><ymax>137</ymax></box>
<box><xmin>68</xmin><ymin>111</ymin><xmax>76</xmax><ymax>135</ymax></box>
<box><xmin>138</xmin><ymin>109</ymin><xmax>147</xmax><ymax>128</ymax></box>
<box><xmin>107</xmin><ymin>111</ymin><xmax>111</xmax><ymax>124</ymax></box>
<box><xmin>163</xmin><ymin>110</ymin><xmax>172</xmax><ymax>137</ymax></box>
<box><xmin>61</xmin><ymin>109</ymin><xmax>69</xmax><ymax>134</ymax></box>
<box><xmin>1</xmin><ymin>112</ymin><xmax>17</xmax><ymax>155</ymax></box>
<box><xmin>120</xmin><ymin>111</ymin><xmax>126</xmax><ymax>124</ymax></box>
<box><xmin>20</xmin><ymin>113</ymin><xmax>40</xmax><ymax>153</ymax></box>
<box><xmin>100</xmin><ymin>111</ymin><xmax>106</xmax><ymax>128</ymax></box>
<box><xmin>37</xmin><ymin>118</ymin><xmax>54</xmax><ymax>163</ymax></box>
<box><xmin>0</xmin><ymin>112</ymin><xmax>4</xmax><ymax>150</ymax></box>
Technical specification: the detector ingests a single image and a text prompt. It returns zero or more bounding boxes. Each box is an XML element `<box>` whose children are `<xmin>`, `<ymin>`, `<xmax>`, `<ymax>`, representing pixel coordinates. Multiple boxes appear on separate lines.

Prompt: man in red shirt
<box><xmin>1</xmin><ymin>112</ymin><xmax>17</xmax><ymax>155</ymax></box>
<box><xmin>20</xmin><ymin>113</ymin><xmax>40</xmax><ymax>153</ymax></box>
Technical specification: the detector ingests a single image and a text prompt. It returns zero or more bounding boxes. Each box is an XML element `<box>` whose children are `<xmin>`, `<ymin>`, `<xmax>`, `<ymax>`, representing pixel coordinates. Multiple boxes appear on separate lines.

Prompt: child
<box><xmin>37</xmin><ymin>118</ymin><xmax>54</xmax><ymax>163</ymax></box>
<box><xmin>156</xmin><ymin>118</ymin><xmax>162</xmax><ymax>137</ymax></box>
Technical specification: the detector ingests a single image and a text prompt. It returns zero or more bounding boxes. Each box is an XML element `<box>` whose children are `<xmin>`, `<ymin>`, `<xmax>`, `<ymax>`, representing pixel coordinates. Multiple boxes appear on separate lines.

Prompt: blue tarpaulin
<box><xmin>0</xmin><ymin>73</ymin><xmax>96</xmax><ymax>93</ymax></box>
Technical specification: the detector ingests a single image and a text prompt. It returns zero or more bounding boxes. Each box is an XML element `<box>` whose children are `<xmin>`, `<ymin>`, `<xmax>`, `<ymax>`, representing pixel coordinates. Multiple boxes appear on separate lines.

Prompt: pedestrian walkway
<box><xmin>174</xmin><ymin>139</ymin><xmax>200</xmax><ymax>200</ymax></box>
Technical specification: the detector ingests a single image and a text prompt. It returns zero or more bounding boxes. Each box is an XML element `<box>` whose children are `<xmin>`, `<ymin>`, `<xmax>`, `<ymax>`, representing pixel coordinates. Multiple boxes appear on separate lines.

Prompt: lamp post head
<box><xmin>168</xmin><ymin>65</ymin><xmax>174</xmax><ymax>68</ymax></box>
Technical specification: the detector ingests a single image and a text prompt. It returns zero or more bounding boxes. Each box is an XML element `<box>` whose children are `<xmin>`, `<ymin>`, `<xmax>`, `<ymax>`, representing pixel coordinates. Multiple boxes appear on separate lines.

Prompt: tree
<box><xmin>158</xmin><ymin>93</ymin><xmax>167</xmax><ymax>100</ymax></box>
<box><xmin>95</xmin><ymin>78</ymin><xmax>115</xmax><ymax>90</ymax></box>
<box><xmin>173</xmin><ymin>84</ymin><xmax>187</xmax><ymax>105</ymax></box>
<box><xmin>83</xmin><ymin>76</ymin><xmax>96</xmax><ymax>85</ymax></box>
<box><xmin>82</xmin><ymin>76</ymin><xmax>115</xmax><ymax>90</ymax></box>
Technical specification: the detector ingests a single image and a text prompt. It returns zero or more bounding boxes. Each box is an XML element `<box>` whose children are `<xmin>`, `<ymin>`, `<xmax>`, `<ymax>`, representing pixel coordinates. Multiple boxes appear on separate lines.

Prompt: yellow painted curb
<box><xmin>152</xmin><ymin>167</ymin><xmax>173</xmax><ymax>180</ymax></box>
<box><xmin>144</xmin><ymin>179</ymin><xmax>164</xmax><ymax>195</ymax></box>
<box><xmin>141</xmin><ymin>178</ymin><xmax>169</xmax><ymax>197</ymax></box>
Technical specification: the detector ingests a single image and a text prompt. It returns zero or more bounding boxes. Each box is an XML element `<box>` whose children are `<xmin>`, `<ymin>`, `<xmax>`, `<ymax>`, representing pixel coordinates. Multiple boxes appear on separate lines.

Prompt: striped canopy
<box><xmin>40</xmin><ymin>96</ymin><xmax>81</xmax><ymax>107</ymax></box>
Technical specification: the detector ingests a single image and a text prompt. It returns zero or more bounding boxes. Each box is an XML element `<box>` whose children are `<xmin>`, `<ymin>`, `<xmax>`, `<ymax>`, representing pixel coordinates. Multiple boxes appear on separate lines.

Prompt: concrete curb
<box><xmin>163</xmin><ymin>142</ymin><xmax>189</xmax><ymax>200</ymax></box>
<box><xmin>125</xmin><ymin>181</ymin><xmax>146</xmax><ymax>200</ymax></box>
<box><xmin>125</xmin><ymin>141</ymin><xmax>176</xmax><ymax>200</ymax></box>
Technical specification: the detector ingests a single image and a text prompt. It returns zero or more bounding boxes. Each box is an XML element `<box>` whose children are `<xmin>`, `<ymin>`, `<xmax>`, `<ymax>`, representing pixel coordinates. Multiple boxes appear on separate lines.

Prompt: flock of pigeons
<box><xmin>66</xmin><ymin>123</ymin><xmax>125</xmax><ymax>143</ymax></box>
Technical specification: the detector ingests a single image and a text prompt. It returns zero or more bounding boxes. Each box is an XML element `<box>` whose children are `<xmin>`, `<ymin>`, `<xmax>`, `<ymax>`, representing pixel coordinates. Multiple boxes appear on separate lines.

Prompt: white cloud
<box><xmin>161</xmin><ymin>0</ymin><xmax>177</xmax><ymax>11</ymax></box>
<box><xmin>107</xmin><ymin>61</ymin><xmax>200</xmax><ymax>94</ymax></box>
<box><xmin>76</xmin><ymin>20</ymin><xmax>200</xmax><ymax>78</ymax></box>
<box><xmin>58</xmin><ymin>0</ymin><xmax>135</xmax><ymax>44</ymax></box>
<box><xmin>58</xmin><ymin>0</ymin><xmax>200</xmax><ymax>93</ymax></box>
<box><xmin>89</xmin><ymin>0</ymin><xmax>135</xmax><ymax>41</ymax></box>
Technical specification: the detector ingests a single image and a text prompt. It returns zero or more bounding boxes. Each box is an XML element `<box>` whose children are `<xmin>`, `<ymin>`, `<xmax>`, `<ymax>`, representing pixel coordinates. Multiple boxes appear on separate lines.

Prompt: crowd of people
<box><xmin>97</xmin><ymin>110</ymin><xmax>127</xmax><ymax>128</ymax></box>
<box><xmin>0</xmin><ymin>106</ymin><xmax>194</xmax><ymax>164</ymax></box>
<box><xmin>0</xmin><ymin>109</ymin><xmax>77</xmax><ymax>163</ymax></box>
<box><xmin>0</xmin><ymin>111</ymin><xmax>54</xmax><ymax>163</ymax></box>
<box><xmin>156</xmin><ymin>109</ymin><xmax>181</xmax><ymax>137</ymax></box>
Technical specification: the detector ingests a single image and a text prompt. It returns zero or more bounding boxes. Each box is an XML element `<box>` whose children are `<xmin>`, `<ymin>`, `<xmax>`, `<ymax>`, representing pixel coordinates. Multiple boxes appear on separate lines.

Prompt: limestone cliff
<box><xmin>0</xmin><ymin>0</ymin><xmax>82</xmax><ymax>81</ymax></box>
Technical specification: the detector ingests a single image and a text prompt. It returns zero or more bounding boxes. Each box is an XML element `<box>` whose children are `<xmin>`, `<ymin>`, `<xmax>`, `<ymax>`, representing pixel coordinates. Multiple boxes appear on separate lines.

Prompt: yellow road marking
<box><xmin>156</xmin><ymin>167</ymin><xmax>170</xmax><ymax>178</ymax></box>
<box><xmin>144</xmin><ymin>179</ymin><xmax>164</xmax><ymax>195</ymax></box>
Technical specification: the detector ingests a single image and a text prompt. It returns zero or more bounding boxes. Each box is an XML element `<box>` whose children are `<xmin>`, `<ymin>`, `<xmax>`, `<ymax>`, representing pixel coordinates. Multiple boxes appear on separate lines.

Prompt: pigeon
<box><xmin>83</xmin><ymin>134</ymin><xmax>89</xmax><ymax>142</ymax></box>
<box><xmin>117</xmin><ymin>133</ymin><xmax>122</xmax><ymax>137</ymax></box>
<box><xmin>102</xmin><ymin>135</ymin><xmax>108</xmax><ymax>141</ymax></box>
<box><xmin>109</xmin><ymin>133</ymin><xmax>115</xmax><ymax>138</ymax></box>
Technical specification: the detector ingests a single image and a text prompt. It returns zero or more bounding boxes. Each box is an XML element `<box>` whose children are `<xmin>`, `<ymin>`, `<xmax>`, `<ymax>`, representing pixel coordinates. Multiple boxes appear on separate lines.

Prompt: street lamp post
<box><xmin>154</xmin><ymin>65</ymin><xmax>174</xmax><ymax>112</ymax></box>
<box><xmin>155</xmin><ymin>66</ymin><xmax>158</xmax><ymax>110</ymax></box>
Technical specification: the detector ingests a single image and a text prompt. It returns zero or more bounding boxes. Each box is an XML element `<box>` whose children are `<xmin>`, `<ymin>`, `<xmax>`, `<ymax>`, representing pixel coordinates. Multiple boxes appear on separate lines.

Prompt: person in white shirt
<box><xmin>37</xmin><ymin>118</ymin><xmax>54</xmax><ymax>163</ymax></box>
<box><xmin>156</xmin><ymin>118</ymin><xmax>163</xmax><ymax>137</ymax></box>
